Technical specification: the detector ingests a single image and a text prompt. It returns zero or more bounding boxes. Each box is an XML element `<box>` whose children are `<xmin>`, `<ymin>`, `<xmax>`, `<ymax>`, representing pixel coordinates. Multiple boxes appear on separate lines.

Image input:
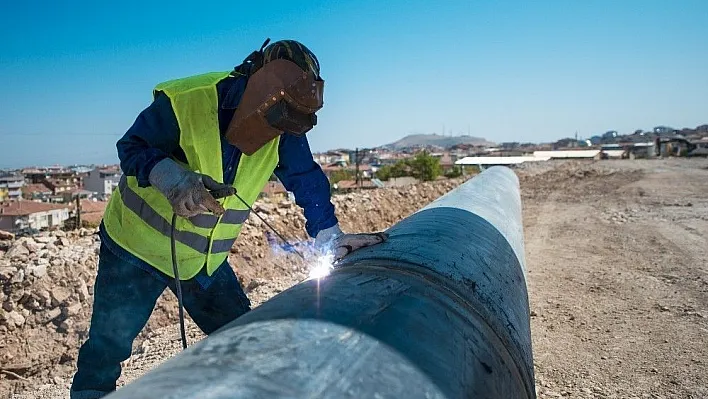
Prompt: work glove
<box><xmin>314</xmin><ymin>224</ymin><xmax>389</xmax><ymax>262</ymax></box>
<box><xmin>148</xmin><ymin>158</ymin><xmax>231</xmax><ymax>218</ymax></box>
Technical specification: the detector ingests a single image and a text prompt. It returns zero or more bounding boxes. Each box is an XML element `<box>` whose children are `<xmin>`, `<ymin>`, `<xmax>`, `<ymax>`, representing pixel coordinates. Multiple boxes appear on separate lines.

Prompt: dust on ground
<box><xmin>4</xmin><ymin>159</ymin><xmax>708</xmax><ymax>398</ymax></box>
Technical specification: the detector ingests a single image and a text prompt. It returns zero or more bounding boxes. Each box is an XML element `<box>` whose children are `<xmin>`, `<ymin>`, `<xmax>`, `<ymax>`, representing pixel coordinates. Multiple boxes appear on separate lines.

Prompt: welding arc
<box><xmin>232</xmin><ymin>192</ymin><xmax>306</xmax><ymax>260</ymax></box>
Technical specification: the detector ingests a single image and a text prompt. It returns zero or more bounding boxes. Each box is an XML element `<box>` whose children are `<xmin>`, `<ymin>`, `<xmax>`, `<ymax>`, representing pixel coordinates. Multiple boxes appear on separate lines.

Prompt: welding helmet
<box><xmin>226</xmin><ymin>39</ymin><xmax>324</xmax><ymax>155</ymax></box>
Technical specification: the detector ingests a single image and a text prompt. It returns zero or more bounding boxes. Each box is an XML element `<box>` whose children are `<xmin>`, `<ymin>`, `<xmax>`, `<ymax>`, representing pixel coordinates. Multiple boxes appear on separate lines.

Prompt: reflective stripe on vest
<box><xmin>103</xmin><ymin>71</ymin><xmax>280</xmax><ymax>279</ymax></box>
<box><xmin>117</xmin><ymin>176</ymin><xmax>247</xmax><ymax>254</ymax></box>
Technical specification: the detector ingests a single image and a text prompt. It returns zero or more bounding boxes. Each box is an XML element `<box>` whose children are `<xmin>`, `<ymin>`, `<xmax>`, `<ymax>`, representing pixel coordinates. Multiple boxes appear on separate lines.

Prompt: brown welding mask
<box><xmin>226</xmin><ymin>59</ymin><xmax>324</xmax><ymax>155</ymax></box>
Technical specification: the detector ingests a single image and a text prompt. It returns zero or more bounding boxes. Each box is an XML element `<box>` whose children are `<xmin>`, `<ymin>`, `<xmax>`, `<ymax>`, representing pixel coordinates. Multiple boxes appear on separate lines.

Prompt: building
<box><xmin>70</xmin><ymin>199</ymin><xmax>108</xmax><ymax>227</ymax></box>
<box><xmin>455</xmin><ymin>155</ymin><xmax>550</xmax><ymax>167</ymax></box>
<box><xmin>44</xmin><ymin>178</ymin><xmax>77</xmax><ymax>195</ymax></box>
<box><xmin>0</xmin><ymin>173</ymin><xmax>25</xmax><ymax>202</ymax></box>
<box><xmin>0</xmin><ymin>201</ymin><xmax>71</xmax><ymax>233</ymax></box>
<box><xmin>333</xmin><ymin>179</ymin><xmax>377</xmax><ymax>192</ymax></box>
<box><xmin>22</xmin><ymin>166</ymin><xmax>79</xmax><ymax>186</ymax></box>
<box><xmin>532</xmin><ymin>150</ymin><xmax>602</xmax><ymax>159</ymax></box>
<box><xmin>21</xmin><ymin>183</ymin><xmax>53</xmax><ymax>201</ymax></box>
<box><xmin>260</xmin><ymin>181</ymin><xmax>289</xmax><ymax>201</ymax></box>
<box><xmin>313</xmin><ymin>150</ymin><xmax>350</xmax><ymax>166</ymax></box>
<box><xmin>84</xmin><ymin>166</ymin><xmax>122</xmax><ymax>197</ymax></box>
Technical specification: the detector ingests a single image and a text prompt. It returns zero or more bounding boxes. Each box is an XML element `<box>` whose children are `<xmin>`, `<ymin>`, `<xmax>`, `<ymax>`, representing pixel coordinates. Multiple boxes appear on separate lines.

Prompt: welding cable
<box><xmin>169</xmin><ymin>189</ymin><xmax>306</xmax><ymax>351</ymax></box>
<box><xmin>232</xmin><ymin>192</ymin><xmax>306</xmax><ymax>260</ymax></box>
<box><xmin>170</xmin><ymin>213</ymin><xmax>188</xmax><ymax>350</ymax></box>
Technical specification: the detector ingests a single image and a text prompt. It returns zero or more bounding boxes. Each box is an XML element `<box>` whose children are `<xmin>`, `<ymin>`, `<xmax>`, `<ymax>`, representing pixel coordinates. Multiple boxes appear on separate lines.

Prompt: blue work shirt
<box><xmin>100</xmin><ymin>73</ymin><xmax>337</xmax><ymax>289</ymax></box>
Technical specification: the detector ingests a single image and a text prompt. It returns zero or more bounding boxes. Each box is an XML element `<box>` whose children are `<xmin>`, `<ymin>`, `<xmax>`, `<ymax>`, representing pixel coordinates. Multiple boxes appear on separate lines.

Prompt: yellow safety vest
<box><xmin>103</xmin><ymin>72</ymin><xmax>280</xmax><ymax>279</ymax></box>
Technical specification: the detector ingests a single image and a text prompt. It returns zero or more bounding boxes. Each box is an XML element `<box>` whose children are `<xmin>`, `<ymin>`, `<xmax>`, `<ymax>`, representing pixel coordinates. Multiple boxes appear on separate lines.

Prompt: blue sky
<box><xmin>1</xmin><ymin>0</ymin><xmax>706</xmax><ymax>168</ymax></box>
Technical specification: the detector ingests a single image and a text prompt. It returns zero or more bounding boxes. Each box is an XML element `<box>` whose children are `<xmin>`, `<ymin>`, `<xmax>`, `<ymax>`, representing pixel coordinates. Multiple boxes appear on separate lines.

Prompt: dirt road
<box><xmin>523</xmin><ymin>159</ymin><xmax>708</xmax><ymax>398</ymax></box>
<box><xmin>9</xmin><ymin>159</ymin><xmax>708</xmax><ymax>398</ymax></box>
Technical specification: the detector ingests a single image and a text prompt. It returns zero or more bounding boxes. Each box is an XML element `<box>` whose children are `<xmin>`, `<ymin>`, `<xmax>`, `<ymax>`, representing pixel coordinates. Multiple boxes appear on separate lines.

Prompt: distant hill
<box><xmin>382</xmin><ymin>134</ymin><xmax>495</xmax><ymax>150</ymax></box>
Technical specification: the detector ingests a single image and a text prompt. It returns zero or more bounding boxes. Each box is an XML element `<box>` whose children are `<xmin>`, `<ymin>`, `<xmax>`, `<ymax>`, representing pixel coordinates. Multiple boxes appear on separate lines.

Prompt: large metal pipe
<box><xmin>108</xmin><ymin>166</ymin><xmax>535</xmax><ymax>399</ymax></box>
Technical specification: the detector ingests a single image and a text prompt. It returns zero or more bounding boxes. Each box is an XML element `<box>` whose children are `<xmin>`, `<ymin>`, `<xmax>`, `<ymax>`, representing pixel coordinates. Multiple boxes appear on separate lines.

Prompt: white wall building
<box><xmin>0</xmin><ymin>201</ymin><xmax>71</xmax><ymax>233</ymax></box>
<box><xmin>84</xmin><ymin>167</ymin><xmax>122</xmax><ymax>197</ymax></box>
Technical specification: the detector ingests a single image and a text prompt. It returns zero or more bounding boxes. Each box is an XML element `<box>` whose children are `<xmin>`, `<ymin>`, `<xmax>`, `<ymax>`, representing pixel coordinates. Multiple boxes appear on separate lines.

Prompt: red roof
<box><xmin>261</xmin><ymin>181</ymin><xmax>287</xmax><ymax>195</ymax></box>
<box><xmin>75</xmin><ymin>200</ymin><xmax>107</xmax><ymax>213</ymax></box>
<box><xmin>336</xmin><ymin>180</ymin><xmax>376</xmax><ymax>189</ymax></box>
<box><xmin>0</xmin><ymin>201</ymin><xmax>70</xmax><ymax>216</ymax></box>
<box><xmin>22</xmin><ymin>183</ymin><xmax>52</xmax><ymax>195</ymax></box>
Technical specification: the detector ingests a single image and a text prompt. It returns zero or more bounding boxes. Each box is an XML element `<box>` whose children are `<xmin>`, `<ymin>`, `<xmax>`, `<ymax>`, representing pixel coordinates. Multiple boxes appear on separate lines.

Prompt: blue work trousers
<box><xmin>70</xmin><ymin>242</ymin><xmax>250</xmax><ymax>397</ymax></box>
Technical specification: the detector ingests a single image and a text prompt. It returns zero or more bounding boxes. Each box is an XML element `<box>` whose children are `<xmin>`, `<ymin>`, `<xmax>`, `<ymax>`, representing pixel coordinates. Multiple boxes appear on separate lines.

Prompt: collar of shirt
<box><xmin>220</xmin><ymin>76</ymin><xmax>247</xmax><ymax>110</ymax></box>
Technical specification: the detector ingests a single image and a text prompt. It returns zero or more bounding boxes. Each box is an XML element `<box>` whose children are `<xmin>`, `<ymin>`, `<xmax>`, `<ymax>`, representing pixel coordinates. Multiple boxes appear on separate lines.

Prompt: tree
<box><xmin>375</xmin><ymin>152</ymin><xmax>441</xmax><ymax>181</ymax></box>
<box><xmin>329</xmin><ymin>169</ymin><xmax>354</xmax><ymax>184</ymax></box>
<box><xmin>408</xmin><ymin>152</ymin><xmax>441</xmax><ymax>181</ymax></box>
<box><xmin>444</xmin><ymin>166</ymin><xmax>463</xmax><ymax>179</ymax></box>
<box><xmin>375</xmin><ymin>162</ymin><xmax>409</xmax><ymax>181</ymax></box>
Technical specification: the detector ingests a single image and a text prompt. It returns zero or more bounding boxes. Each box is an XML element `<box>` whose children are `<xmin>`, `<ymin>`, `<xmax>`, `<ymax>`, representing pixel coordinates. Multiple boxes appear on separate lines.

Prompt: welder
<box><xmin>70</xmin><ymin>39</ymin><xmax>387</xmax><ymax>399</ymax></box>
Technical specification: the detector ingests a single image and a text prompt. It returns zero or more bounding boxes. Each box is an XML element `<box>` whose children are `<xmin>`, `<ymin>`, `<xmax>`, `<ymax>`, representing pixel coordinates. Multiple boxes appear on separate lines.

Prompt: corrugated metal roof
<box><xmin>455</xmin><ymin>156</ymin><xmax>550</xmax><ymax>165</ymax></box>
<box><xmin>533</xmin><ymin>150</ymin><xmax>600</xmax><ymax>159</ymax></box>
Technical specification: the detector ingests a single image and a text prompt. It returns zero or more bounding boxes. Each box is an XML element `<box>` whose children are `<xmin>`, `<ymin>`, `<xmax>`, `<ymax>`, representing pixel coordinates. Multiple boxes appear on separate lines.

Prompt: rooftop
<box><xmin>0</xmin><ymin>201</ymin><xmax>70</xmax><ymax>216</ymax></box>
<box><xmin>22</xmin><ymin>183</ymin><xmax>52</xmax><ymax>195</ymax></box>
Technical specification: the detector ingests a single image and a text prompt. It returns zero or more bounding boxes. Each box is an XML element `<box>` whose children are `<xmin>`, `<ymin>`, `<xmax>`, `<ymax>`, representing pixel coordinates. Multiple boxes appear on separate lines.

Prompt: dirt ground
<box><xmin>522</xmin><ymin>159</ymin><xmax>708</xmax><ymax>398</ymax></box>
<box><xmin>6</xmin><ymin>159</ymin><xmax>708</xmax><ymax>398</ymax></box>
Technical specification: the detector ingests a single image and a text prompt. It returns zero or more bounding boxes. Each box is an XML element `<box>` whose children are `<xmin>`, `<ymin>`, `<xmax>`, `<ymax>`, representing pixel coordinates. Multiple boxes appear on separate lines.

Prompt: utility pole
<box><xmin>355</xmin><ymin>147</ymin><xmax>360</xmax><ymax>189</ymax></box>
<box><xmin>75</xmin><ymin>195</ymin><xmax>81</xmax><ymax>230</ymax></box>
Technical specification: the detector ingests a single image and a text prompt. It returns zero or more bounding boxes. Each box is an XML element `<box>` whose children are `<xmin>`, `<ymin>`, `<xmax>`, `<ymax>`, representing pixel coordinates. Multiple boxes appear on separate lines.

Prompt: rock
<box><xmin>2</xmin><ymin>301</ymin><xmax>15</xmax><ymax>311</ymax></box>
<box><xmin>35</xmin><ymin>236</ymin><xmax>52</xmax><ymax>244</ymax></box>
<box><xmin>42</xmin><ymin>307</ymin><xmax>62</xmax><ymax>323</ymax></box>
<box><xmin>51</xmin><ymin>287</ymin><xmax>71</xmax><ymax>306</ymax></box>
<box><xmin>6</xmin><ymin>241</ymin><xmax>29</xmax><ymax>258</ymax></box>
<box><xmin>0</xmin><ymin>240</ymin><xmax>12</xmax><ymax>251</ymax></box>
<box><xmin>0</xmin><ymin>229</ymin><xmax>15</xmax><ymax>240</ymax></box>
<box><xmin>35</xmin><ymin>289</ymin><xmax>51</xmax><ymax>306</ymax></box>
<box><xmin>22</xmin><ymin>238</ymin><xmax>40</xmax><ymax>253</ymax></box>
<box><xmin>59</xmin><ymin>319</ymin><xmax>73</xmax><ymax>332</ymax></box>
<box><xmin>9</xmin><ymin>268</ymin><xmax>25</xmax><ymax>284</ymax></box>
<box><xmin>59</xmin><ymin>237</ymin><xmax>71</xmax><ymax>247</ymax></box>
<box><xmin>27</xmin><ymin>263</ymin><xmax>48</xmax><ymax>278</ymax></box>
<box><xmin>27</xmin><ymin>258</ymin><xmax>50</xmax><ymax>278</ymax></box>
<box><xmin>63</xmin><ymin>303</ymin><xmax>83</xmax><ymax>317</ymax></box>
<box><xmin>79</xmin><ymin>228</ymin><xmax>90</xmax><ymax>237</ymax></box>
<box><xmin>6</xmin><ymin>310</ymin><xmax>25</xmax><ymax>327</ymax></box>
<box><xmin>54</xmin><ymin>230</ymin><xmax>67</xmax><ymax>238</ymax></box>
<box><xmin>76</xmin><ymin>279</ymin><xmax>89</xmax><ymax>302</ymax></box>
<box><xmin>0</xmin><ymin>266</ymin><xmax>17</xmax><ymax>281</ymax></box>
<box><xmin>254</xmin><ymin>203</ymin><xmax>274</xmax><ymax>214</ymax></box>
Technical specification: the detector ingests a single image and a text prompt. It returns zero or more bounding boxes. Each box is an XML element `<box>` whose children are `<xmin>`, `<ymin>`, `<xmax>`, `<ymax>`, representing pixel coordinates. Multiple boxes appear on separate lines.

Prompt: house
<box><xmin>333</xmin><ymin>179</ymin><xmax>377</xmax><ymax>192</ymax></box>
<box><xmin>313</xmin><ymin>150</ymin><xmax>350</xmax><ymax>166</ymax></box>
<box><xmin>0</xmin><ymin>201</ymin><xmax>71</xmax><ymax>233</ymax></box>
<box><xmin>61</xmin><ymin>189</ymin><xmax>94</xmax><ymax>203</ymax></box>
<box><xmin>44</xmin><ymin>178</ymin><xmax>77</xmax><ymax>194</ymax></box>
<box><xmin>70</xmin><ymin>199</ymin><xmax>108</xmax><ymax>227</ymax></box>
<box><xmin>0</xmin><ymin>173</ymin><xmax>24</xmax><ymax>202</ymax></box>
<box><xmin>22</xmin><ymin>166</ymin><xmax>79</xmax><ymax>186</ymax></box>
<box><xmin>84</xmin><ymin>166</ymin><xmax>122</xmax><ymax>197</ymax></box>
<box><xmin>532</xmin><ymin>150</ymin><xmax>602</xmax><ymax>159</ymax></box>
<box><xmin>21</xmin><ymin>183</ymin><xmax>53</xmax><ymax>201</ymax></box>
<box><xmin>260</xmin><ymin>181</ymin><xmax>289</xmax><ymax>201</ymax></box>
